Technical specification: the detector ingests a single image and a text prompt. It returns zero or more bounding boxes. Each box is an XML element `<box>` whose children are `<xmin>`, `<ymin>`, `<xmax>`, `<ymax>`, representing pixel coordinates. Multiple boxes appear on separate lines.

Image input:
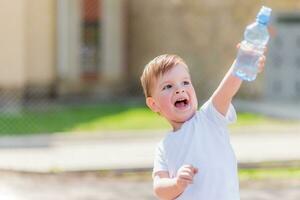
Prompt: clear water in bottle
<box><xmin>233</xmin><ymin>6</ymin><xmax>272</xmax><ymax>81</ymax></box>
<box><xmin>234</xmin><ymin>42</ymin><xmax>263</xmax><ymax>81</ymax></box>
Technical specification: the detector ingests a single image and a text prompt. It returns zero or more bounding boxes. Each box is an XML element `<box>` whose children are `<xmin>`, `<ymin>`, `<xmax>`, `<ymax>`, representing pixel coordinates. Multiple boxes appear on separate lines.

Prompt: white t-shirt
<box><xmin>153</xmin><ymin>100</ymin><xmax>240</xmax><ymax>200</ymax></box>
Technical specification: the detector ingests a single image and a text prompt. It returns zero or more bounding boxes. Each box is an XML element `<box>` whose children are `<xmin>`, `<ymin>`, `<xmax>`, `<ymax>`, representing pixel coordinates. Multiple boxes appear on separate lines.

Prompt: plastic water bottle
<box><xmin>233</xmin><ymin>6</ymin><xmax>272</xmax><ymax>81</ymax></box>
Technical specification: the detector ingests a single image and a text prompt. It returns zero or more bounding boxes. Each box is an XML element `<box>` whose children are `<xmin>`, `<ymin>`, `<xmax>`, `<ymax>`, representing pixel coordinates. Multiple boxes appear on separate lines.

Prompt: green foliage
<box><xmin>71</xmin><ymin>107</ymin><xmax>169</xmax><ymax>131</ymax></box>
<box><xmin>239</xmin><ymin>168</ymin><xmax>300</xmax><ymax>180</ymax></box>
<box><xmin>0</xmin><ymin>104</ymin><xmax>169</xmax><ymax>135</ymax></box>
<box><xmin>234</xmin><ymin>112</ymin><xmax>294</xmax><ymax>126</ymax></box>
<box><xmin>96</xmin><ymin>168</ymin><xmax>300</xmax><ymax>180</ymax></box>
<box><xmin>0</xmin><ymin>104</ymin><xmax>298</xmax><ymax>135</ymax></box>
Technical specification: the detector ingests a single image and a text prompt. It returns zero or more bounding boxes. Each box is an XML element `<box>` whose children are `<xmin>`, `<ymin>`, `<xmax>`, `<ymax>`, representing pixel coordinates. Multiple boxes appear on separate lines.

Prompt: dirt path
<box><xmin>0</xmin><ymin>171</ymin><xmax>299</xmax><ymax>200</ymax></box>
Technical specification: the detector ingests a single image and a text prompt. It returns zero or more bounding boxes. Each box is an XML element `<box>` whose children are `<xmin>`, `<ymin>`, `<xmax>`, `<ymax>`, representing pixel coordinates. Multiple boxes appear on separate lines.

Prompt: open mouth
<box><xmin>174</xmin><ymin>98</ymin><xmax>189</xmax><ymax>109</ymax></box>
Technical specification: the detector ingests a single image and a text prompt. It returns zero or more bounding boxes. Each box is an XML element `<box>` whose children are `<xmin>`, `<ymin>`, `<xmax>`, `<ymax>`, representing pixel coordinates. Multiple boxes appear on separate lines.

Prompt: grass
<box><xmin>97</xmin><ymin>167</ymin><xmax>300</xmax><ymax>181</ymax></box>
<box><xmin>71</xmin><ymin>106</ymin><xmax>169</xmax><ymax>131</ymax></box>
<box><xmin>0</xmin><ymin>104</ymin><xmax>168</xmax><ymax>135</ymax></box>
<box><xmin>0</xmin><ymin>103</ymin><xmax>298</xmax><ymax>135</ymax></box>
<box><xmin>239</xmin><ymin>168</ymin><xmax>300</xmax><ymax>180</ymax></box>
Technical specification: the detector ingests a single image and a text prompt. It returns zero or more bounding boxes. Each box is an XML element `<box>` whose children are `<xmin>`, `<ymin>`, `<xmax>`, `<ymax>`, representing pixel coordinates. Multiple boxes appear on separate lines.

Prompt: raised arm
<box><xmin>211</xmin><ymin>53</ymin><xmax>266</xmax><ymax>116</ymax></box>
<box><xmin>211</xmin><ymin>65</ymin><xmax>243</xmax><ymax>116</ymax></box>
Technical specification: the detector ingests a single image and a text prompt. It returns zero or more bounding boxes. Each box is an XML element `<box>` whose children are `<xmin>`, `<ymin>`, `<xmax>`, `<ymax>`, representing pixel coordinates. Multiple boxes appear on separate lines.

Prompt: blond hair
<box><xmin>140</xmin><ymin>54</ymin><xmax>188</xmax><ymax>97</ymax></box>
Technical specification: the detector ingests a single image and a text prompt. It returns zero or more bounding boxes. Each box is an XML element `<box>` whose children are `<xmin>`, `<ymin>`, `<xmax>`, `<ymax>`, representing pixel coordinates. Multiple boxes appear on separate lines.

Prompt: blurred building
<box><xmin>0</xmin><ymin>0</ymin><xmax>300</xmax><ymax>106</ymax></box>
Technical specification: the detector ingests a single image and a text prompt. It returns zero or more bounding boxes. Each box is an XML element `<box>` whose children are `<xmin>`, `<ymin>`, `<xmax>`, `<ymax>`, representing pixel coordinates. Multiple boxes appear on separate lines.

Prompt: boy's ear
<box><xmin>146</xmin><ymin>97</ymin><xmax>160</xmax><ymax>113</ymax></box>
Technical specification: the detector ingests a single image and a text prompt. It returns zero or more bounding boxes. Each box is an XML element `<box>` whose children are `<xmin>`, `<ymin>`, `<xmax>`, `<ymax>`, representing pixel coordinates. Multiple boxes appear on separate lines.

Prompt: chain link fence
<box><xmin>0</xmin><ymin>86</ymin><xmax>144</xmax><ymax>135</ymax></box>
<box><xmin>0</xmin><ymin>0</ymin><xmax>146</xmax><ymax>135</ymax></box>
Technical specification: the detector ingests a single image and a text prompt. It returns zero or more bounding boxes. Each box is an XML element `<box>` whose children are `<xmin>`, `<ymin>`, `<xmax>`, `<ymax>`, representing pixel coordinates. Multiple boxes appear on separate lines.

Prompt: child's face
<box><xmin>146</xmin><ymin>63</ymin><xmax>198</xmax><ymax>130</ymax></box>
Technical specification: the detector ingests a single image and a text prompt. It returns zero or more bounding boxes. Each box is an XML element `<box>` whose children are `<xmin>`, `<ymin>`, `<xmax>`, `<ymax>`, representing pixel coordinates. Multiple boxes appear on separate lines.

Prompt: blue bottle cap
<box><xmin>257</xmin><ymin>6</ymin><xmax>272</xmax><ymax>25</ymax></box>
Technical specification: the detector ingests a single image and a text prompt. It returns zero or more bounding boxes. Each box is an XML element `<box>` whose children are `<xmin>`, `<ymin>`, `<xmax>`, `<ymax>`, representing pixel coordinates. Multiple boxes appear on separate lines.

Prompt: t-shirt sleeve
<box><xmin>200</xmin><ymin>99</ymin><xmax>237</xmax><ymax>126</ymax></box>
<box><xmin>152</xmin><ymin>141</ymin><xmax>168</xmax><ymax>178</ymax></box>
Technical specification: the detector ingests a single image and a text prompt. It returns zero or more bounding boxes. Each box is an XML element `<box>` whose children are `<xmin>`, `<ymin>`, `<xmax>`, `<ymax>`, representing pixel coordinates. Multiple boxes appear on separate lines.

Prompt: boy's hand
<box><xmin>257</xmin><ymin>54</ymin><xmax>266</xmax><ymax>73</ymax></box>
<box><xmin>236</xmin><ymin>43</ymin><xmax>267</xmax><ymax>74</ymax></box>
<box><xmin>211</xmin><ymin>43</ymin><xmax>267</xmax><ymax>116</ymax></box>
<box><xmin>175</xmin><ymin>165</ymin><xmax>198</xmax><ymax>191</ymax></box>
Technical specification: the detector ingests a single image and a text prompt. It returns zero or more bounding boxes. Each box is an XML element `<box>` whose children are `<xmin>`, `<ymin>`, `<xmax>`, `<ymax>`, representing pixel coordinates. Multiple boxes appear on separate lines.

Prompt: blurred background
<box><xmin>0</xmin><ymin>0</ymin><xmax>299</xmax><ymax>200</ymax></box>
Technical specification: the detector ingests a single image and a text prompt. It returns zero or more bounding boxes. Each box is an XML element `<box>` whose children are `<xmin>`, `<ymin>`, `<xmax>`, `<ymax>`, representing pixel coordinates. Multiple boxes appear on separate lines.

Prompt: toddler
<box><xmin>140</xmin><ymin>52</ymin><xmax>265</xmax><ymax>199</ymax></box>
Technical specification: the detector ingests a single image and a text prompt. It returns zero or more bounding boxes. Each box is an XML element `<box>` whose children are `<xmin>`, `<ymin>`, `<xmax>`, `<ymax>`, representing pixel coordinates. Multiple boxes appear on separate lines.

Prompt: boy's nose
<box><xmin>175</xmin><ymin>88</ymin><xmax>185</xmax><ymax>94</ymax></box>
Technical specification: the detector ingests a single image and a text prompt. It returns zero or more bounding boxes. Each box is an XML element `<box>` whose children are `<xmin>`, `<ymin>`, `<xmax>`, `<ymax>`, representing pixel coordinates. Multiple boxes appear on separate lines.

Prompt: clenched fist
<box><xmin>175</xmin><ymin>165</ymin><xmax>198</xmax><ymax>191</ymax></box>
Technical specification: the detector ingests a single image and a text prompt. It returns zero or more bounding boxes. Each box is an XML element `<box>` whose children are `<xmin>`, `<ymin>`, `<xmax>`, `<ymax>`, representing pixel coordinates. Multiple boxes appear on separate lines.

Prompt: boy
<box><xmin>140</xmin><ymin>52</ymin><xmax>265</xmax><ymax>199</ymax></box>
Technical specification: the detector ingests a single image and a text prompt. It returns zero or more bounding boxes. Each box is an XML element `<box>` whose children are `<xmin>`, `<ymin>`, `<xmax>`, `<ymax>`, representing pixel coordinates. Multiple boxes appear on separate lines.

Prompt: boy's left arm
<box><xmin>211</xmin><ymin>55</ymin><xmax>266</xmax><ymax>116</ymax></box>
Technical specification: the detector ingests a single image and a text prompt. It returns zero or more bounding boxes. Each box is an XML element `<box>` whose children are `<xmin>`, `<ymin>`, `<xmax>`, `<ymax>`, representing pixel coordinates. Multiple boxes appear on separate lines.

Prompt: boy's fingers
<box><xmin>259</xmin><ymin>54</ymin><xmax>266</xmax><ymax>61</ymax></box>
<box><xmin>181</xmin><ymin>165</ymin><xmax>194</xmax><ymax>173</ymax></box>
<box><xmin>179</xmin><ymin>175</ymin><xmax>193</xmax><ymax>182</ymax></box>
<box><xmin>259</xmin><ymin>55</ymin><xmax>266</xmax><ymax>65</ymax></box>
<box><xmin>179</xmin><ymin>172</ymin><xmax>193</xmax><ymax>179</ymax></box>
<box><xmin>178</xmin><ymin>179</ymin><xmax>193</xmax><ymax>186</ymax></box>
<box><xmin>178</xmin><ymin>176</ymin><xmax>193</xmax><ymax>183</ymax></box>
<box><xmin>258</xmin><ymin>55</ymin><xmax>265</xmax><ymax>63</ymax></box>
<box><xmin>193</xmin><ymin>167</ymin><xmax>199</xmax><ymax>174</ymax></box>
<box><xmin>182</xmin><ymin>164</ymin><xmax>194</xmax><ymax>168</ymax></box>
<box><xmin>185</xmin><ymin>165</ymin><xmax>198</xmax><ymax>175</ymax></box>
<box><xmin>257</xmin><ymin>56</ymin><xmax>266</xmax><ymax>73</ymax></box>
<box><xmin>179</xmin><ymin>165</ymin><xmax>198</xmax><ymax>176</ymax></box>
<box><xmin>185</xmin><ymin>165</ymin><xmax>198</xmax><ymax>174</ymax></box>
<box><xmin>236</xmin><ymin>43</ymin><xmax>267</xmax><ymax>55</ymax></box>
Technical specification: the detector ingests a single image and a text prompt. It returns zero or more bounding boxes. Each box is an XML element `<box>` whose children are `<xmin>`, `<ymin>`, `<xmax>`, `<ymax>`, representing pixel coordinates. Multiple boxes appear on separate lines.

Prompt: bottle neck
<box><xmin>256</xmin><ymin>19</ymin><xmax>268</xmax><ymax>26</ymax></box>
<box><xmin>256</xmin><ymin>16</ymin><xmax>269</xmax><ymax>26</ymax></box>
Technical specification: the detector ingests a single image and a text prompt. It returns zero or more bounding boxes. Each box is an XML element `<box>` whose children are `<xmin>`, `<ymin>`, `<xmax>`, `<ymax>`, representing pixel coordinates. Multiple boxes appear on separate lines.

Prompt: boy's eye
<box><xmin>163</xmin><ymin>84</ymin><xmax>172</xmax><ymax>90</ymax></box>
<box><xmin>183</xmin><ymin>81</ymin><xmax>190</xmax><ymax>85</ymax></box>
